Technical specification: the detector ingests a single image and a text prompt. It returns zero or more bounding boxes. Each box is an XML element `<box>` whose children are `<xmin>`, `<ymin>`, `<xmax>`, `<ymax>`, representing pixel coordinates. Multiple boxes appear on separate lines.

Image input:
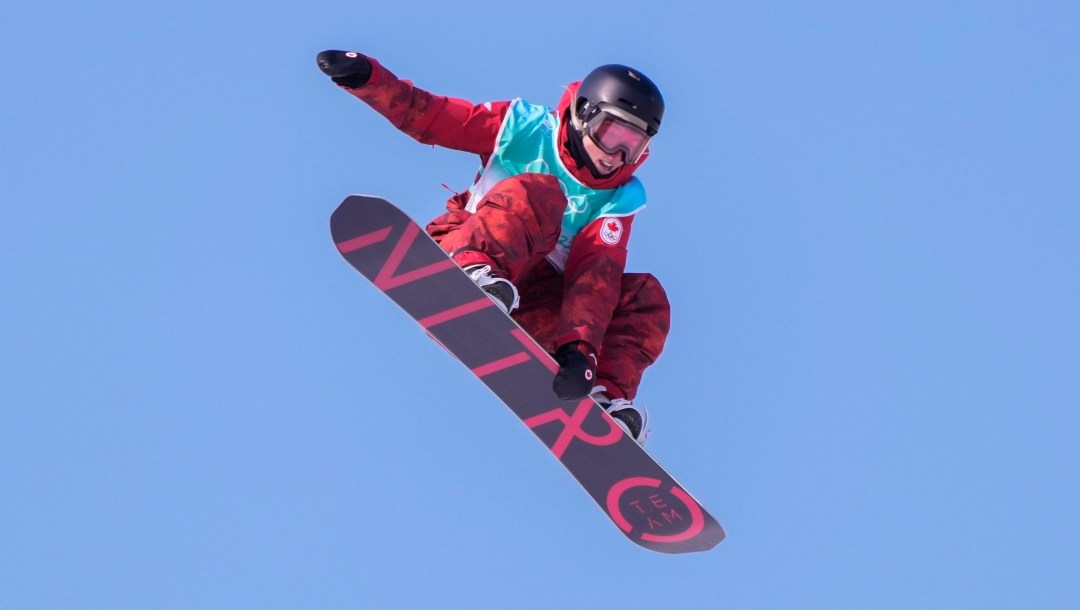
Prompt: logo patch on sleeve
<box><xmin>599</xmin><ymin>217</ymin><xmax>625</xmax><ymax>245</ymax></box>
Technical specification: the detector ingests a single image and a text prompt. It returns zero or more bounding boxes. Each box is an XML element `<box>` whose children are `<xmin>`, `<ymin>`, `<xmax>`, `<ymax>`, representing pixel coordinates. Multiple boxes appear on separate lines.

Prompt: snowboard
<box><xmin>330</xmin><ymin>195</ymin><xmax>726</xmax><ymax>553</ymax></box>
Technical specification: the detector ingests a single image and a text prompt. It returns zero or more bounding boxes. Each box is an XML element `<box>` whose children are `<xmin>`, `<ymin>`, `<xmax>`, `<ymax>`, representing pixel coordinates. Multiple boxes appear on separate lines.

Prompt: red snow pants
<box><xmin>426</xmin><ymin>174</ymin><xmax>669</xmax><ymax>401</ymax></box>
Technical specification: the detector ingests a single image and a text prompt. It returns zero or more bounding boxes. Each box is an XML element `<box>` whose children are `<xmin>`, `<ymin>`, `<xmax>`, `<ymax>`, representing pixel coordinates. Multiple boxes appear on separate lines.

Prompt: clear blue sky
<box><xmin>3</xmin><ymin>1</ymin><xmax>1078</xmax><ymax>608</ymax></box>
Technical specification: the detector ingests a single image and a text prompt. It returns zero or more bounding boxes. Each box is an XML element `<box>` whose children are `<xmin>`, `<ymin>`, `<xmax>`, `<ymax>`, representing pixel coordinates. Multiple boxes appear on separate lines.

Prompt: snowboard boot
<box><xmin>593</xmin><ymin>389</ymin><xmax>650</xmax><ymax>445</ymax></box>
<box><xmin>464</xmin><ymin>264</ymin><xmax>520</xmax><ymax>314</ymax></box>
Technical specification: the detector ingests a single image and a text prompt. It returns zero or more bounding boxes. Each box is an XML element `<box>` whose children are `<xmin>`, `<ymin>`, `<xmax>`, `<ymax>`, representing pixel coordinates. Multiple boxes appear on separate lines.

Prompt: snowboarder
<box><xmin>317</xmin><ymin>50</ymin><xmax>669</xmax><ymax>443</ymax></box>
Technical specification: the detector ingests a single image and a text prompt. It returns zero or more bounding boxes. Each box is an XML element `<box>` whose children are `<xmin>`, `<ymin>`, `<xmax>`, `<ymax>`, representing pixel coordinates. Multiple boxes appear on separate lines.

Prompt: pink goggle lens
<box><xmin>588</xmin><ymin>114</ymin><xmax>650</xmax><ymax>163</ymax></box>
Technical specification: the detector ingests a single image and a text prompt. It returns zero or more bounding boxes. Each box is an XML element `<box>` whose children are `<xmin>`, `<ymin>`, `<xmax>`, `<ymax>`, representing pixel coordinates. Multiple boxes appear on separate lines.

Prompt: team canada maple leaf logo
<box><xmin>599</xmin><ymin>217</ymin><xmax>624</xmax><ymax>245</ymax></box>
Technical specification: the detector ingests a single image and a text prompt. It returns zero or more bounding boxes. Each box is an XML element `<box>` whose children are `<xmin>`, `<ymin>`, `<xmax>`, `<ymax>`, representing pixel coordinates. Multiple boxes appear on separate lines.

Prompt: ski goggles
<box><xmin>582</xmin><ymin>106</ymin><xmax>652</xmax><ymax>164</ymax></box>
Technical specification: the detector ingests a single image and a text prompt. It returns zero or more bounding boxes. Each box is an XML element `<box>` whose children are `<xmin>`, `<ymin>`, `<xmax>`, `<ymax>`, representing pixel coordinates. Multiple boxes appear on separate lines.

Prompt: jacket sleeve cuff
<box><xmin>555</xmin><ymin>331</ymin><xmax>594</xmax><ymax>350</ymax></box>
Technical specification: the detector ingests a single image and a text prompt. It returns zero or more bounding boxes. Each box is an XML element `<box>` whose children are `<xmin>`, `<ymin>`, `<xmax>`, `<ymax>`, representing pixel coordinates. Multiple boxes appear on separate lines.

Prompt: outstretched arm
<box><xmin>317</xmin><ymin>50</ymin><xmax>508</xmax><ymax>156</ymax></box>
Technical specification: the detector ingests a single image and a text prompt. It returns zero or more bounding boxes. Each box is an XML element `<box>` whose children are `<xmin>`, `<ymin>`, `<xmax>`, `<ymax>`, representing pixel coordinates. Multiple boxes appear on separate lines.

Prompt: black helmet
<box><xmin>572</xmin><ymin>64</ymin><xmax>664</xmax><ymax>137</ymax></box>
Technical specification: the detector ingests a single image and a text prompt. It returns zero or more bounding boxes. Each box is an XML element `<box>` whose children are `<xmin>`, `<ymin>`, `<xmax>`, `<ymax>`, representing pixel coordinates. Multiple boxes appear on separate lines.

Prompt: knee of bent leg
<box><xmin>491</xmin><ymin>174</ymin><xmax>566</xmax><ymax>221</ymax></box>
<box><xmin>625</xmin><ymin>273</ymin><xmax>671</xmax><ymax>320</ymax></box>
<box><xmin>632</xmin><ymin>272</ymin><xmax>668</xmax><ymax>303</ymax></box>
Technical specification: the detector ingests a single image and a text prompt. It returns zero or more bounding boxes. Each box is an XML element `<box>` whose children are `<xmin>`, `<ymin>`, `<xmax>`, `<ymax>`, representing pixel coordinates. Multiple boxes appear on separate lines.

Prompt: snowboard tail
<box><xmin>331</xmin><ymin>195</ymin><xmax>725</xmax><ymax>553</ymax></box>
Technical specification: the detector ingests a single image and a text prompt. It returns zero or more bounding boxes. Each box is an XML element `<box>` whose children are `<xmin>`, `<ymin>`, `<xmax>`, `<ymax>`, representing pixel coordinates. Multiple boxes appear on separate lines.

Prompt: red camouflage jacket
<box><xmin>341</xmin><ymin>57</ymin><xmax>651</xmax><ymax>350</ymax></box>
